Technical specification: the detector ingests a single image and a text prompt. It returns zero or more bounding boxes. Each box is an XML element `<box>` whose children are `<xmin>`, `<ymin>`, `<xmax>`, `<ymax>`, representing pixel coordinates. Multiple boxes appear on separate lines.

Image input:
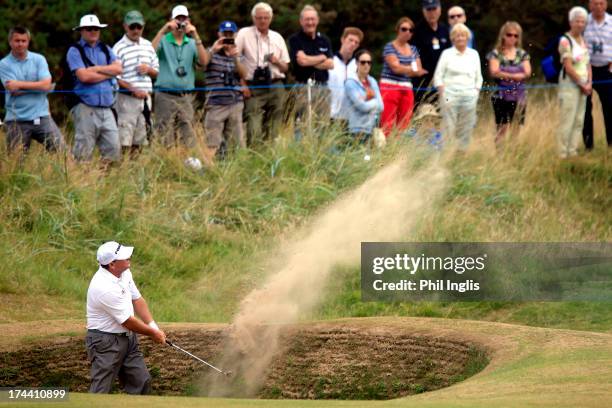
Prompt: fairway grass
<box><xmin>4</xmin><ymin>317</ymin><xmax>611</xmax><ymax>407</ymax></box>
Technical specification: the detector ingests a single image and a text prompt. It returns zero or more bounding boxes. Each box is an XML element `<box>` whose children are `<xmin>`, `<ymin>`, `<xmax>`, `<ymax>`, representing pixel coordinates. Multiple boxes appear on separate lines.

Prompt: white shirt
<box><xmin>433</xmin><ymin>46</ymin><xmax>483</xmax><ymax>98</ymax></box>
<box><xmin>112</xmin><ymin>35</ymin><xmax>159</xmax><ymax>93</ymax></box>
<box><xmin>235</xmin><ymin>26</ymin><xmax>290</xmax><ymax>80</ymax></box>
<box><xmin>328</xmin><ymin>54</ymin><xmax>357</xmax><ymax>119</ymax></box>
<box><xmin>86</xmin><ymin>267</ymin><xmax>142</xmax><ymax>333</ymax></box>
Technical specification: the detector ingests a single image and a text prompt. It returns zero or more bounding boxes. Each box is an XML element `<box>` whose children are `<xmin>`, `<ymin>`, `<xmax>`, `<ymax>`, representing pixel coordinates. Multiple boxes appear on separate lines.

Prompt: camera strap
<box><xmin>255</xmin><ymin>30</ymin><xmax>271</xmax><ymax>68</ymax></box>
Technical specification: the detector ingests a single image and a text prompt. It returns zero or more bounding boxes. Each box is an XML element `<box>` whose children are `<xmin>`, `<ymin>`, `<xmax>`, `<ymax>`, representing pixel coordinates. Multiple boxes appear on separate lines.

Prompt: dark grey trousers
<box><xmin>5</xmin><ymin>116</ymin><xmax>64</xmax><ymax>153</ymax></box>
<box><xmin>85</xmin><ymin>330</ymin><xmax>151</xmax><ymax>394</ymax></box>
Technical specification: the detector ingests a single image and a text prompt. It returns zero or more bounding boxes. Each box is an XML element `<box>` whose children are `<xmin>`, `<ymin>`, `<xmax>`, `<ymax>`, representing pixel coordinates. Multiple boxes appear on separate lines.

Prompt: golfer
<box><xmin>86</xmin><ymin>241</ymin><xmax>166</xmax><ymax>394</ymax></box>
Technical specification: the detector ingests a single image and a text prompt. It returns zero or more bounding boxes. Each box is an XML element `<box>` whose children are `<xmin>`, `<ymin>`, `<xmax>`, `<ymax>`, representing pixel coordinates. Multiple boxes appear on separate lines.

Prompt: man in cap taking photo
<box><xmin>112</xmin><ymin>11</ymin><xmax>159</xmax><ymax>158</ymax></box>
<box><xmin>204</xmin><ymin>20</ymin><xmax>247</xmax><ymax>162</ymax></box>
<box><xmin>152</xmin><ymin>5</ymin><xmax>210</xmax><ymax>148</ymax></box>
<box><xmin>86</xmin><ymin>241</ymin><xmax>166</xmax><ymax>394</ymax></box>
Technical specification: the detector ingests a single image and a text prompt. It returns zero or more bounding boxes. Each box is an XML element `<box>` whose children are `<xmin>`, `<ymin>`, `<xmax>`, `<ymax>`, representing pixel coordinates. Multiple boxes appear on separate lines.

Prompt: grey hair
<box><xmin>251</xmin><ymin>2</ymin><xmax>273</xmax><ymax>18</ymax></box>
<box><xmin>300</xmin><ymin>5</ymin><xmax>318</xmax><ymax>19</ymax></box>
<box><xmin>568</xmin><ymin>6</ymin><xmax>588</xmax><ymax>22</ymax></box>
<box><xmin>450</xmin><ymin>22</ymin><xmax>472</xmax><ymax>41</ymax></box>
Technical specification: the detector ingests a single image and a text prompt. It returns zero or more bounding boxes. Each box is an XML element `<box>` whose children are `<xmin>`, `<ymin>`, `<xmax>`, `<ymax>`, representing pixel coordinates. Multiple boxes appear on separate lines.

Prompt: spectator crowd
<box><xmin>0</xmin><ymin>0</ymin><xmax>610</xmax><ymax>164</ymax></box>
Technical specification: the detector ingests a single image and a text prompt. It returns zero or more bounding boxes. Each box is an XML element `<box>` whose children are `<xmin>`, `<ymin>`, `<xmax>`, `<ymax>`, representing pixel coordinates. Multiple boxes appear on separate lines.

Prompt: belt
<box><xmin>158</xmin><ymin>90</ymin><xmax>191</xmax><ymax>97</ymax></box>
<box><xmin>380</xmin><ymin>79</ymin><xmax>413</xmax><ymax>88</ymax></box>
<box><xmin>82</xmin><ymin>104</ymin><xmax>113</xmax><ymax>109</ymax></box>
<box><xmin>88</xmin><ymin>329</ymin><xmax>131</xmax><ymax>337</ymax></box>
<box><xmin>6</xmin><ymin>118</ymin><xmax>48</xmax><ymax>125</ymax></box>
<box><xmin>246</xmin><ymin>79</ymin><xmax>284</xmax><ymax>86</ymax></box>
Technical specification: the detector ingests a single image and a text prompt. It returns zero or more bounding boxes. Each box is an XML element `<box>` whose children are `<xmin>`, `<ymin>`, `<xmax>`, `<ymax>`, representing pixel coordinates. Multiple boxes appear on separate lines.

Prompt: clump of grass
<box><xmin>314</xmin><ymin>91</ymin><xmax>611</xmax><ymax>331</ymax></box>
<box><xmin>0</xmin><ymin>121</ymin><xmax>394</xmax><ymax>322</ymax></box>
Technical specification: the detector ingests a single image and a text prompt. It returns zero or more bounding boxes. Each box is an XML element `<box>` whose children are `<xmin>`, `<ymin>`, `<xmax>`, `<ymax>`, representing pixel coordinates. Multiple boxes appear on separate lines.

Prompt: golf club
<box><xmin>166</xmin><ymin>340</ymin><xmax>232</xmax><ymax>376</ymax></box>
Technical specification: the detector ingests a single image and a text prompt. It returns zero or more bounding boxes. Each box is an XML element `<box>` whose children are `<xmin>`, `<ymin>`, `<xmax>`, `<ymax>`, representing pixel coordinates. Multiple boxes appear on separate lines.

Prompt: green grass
<box><xmin>6</xmin><ymin>318</ymin><xmax>612</xmax><ymax>407</ymax></box>
<box><xmin>0</xmin><ymin>94</ymin><xmax>610</xmax><ymax>332</ymax></box>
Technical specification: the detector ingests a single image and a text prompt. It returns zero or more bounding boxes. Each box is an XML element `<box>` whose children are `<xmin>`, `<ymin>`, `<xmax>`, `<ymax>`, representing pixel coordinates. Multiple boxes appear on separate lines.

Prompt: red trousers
<box><xmin>380</xmin><ymin>83</ymin><xmax>415</xmax><ymax>137</ymax></box>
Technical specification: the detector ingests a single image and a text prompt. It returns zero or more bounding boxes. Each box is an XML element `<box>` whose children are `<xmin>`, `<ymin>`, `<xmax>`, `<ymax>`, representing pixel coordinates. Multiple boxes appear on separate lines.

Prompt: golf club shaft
<box><xmin>166</xmin><ymin>340</ymin><xmax>226</xmax><ymax>374</ymax></box>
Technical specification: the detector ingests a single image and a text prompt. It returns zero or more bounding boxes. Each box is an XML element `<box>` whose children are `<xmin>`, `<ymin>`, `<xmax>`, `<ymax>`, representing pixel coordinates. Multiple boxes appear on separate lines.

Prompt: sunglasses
<box><xmin>400</xmin><ymin>27</ymin><xmax>414</xmax><ymax>33</ymax></box>
<box><xmin>449</xmin><ymin>14</ymin><xmax>464</xmax><ymax>19</ymax></box>
<box><xmin>358</xmin><ymin>60</ymin><xmax>372</xmax><ymax>65</ymax></box>
<box><xmin>129</xmin><ymin>24</ymin><xmax>143</xmax><ymax>30</ymax></box>
<box><xmin>83</xmin><ymin>27</ymin><xmax>100</xmax><ymax>32</ymax></box>
<box><xmin>505</xmin><ymin>33</ymin><xmax>519</xmax><ymax>38</ymax></box>
<box><xmin>425</xmin><ymin>7</ymin><xmax>438</xmax><ymax>11</ymax></box>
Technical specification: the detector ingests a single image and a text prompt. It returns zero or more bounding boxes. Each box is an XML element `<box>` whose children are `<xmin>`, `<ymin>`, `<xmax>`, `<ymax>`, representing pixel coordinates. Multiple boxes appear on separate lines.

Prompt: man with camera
<box><xmin>288</xmin><ymin>5</ymin><xmax>334</xmax><ymax>138</ymax></box>
<box><xmin>203</xmin><ymin>21</ymin><xmax>247</xmax><ymax>162</ymax></box>
<box><xmin>235</xmin><ymin>2</ymin><xmax>290</xmax><ymax>145</ymax></box>
<box><xmin>152</xmin><ymin>5</ymin><xmax>210</xmax><ymax>148</ymax></box>
<box><xmin>112</xmin><ymin>11</ymin><xmax>159</xmax><ymax>158</ymax></box>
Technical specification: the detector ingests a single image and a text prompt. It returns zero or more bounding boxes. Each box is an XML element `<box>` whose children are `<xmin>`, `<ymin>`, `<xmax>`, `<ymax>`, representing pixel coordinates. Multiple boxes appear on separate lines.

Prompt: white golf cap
<box><xmin>171</xmin><ymin>5</ymin><xmax>189</xmax><ymax>19</ymax></box>
<box><xmin>97</xmin><ymin>241</ymin><xmax>134</xmax><ymax>265</ymax></box>
<box><xmin>73</xmin><ymin>14</ymin><xmax>108</xmax><ymax>31</ymax></box>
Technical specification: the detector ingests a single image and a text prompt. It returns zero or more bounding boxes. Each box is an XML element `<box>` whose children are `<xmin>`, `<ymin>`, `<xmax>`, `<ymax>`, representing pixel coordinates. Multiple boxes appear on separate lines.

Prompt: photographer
<box><xmin>152</xmin><ymin>5</ymin><xmax>209</xmax><ymax>148</ymax></box>
<box><xmin>235</xmin><ymin>2</ymin><xmax>290</xmax><ymax>145</ymax></box>
<box><xmin>204</xmin><ymin>21</ymin><xmax>247</xmax><ymax>163</ymax></box>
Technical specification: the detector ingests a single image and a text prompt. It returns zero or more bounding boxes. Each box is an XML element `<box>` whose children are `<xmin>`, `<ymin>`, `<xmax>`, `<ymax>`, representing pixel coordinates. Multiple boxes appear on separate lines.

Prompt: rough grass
<box><xmin>0</xmin><ymin>89</ymin><xmax>610</xmax><ymax>333</ymax></box>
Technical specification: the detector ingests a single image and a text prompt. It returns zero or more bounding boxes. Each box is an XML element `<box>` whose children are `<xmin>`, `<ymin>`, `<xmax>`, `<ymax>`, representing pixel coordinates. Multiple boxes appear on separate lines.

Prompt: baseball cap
<box><xmin>124</xmin><ymin>10</ymin><xmax>145</xmax><ymax>26</ymax></box>
<box><xmin>171</xmin><ymin>5</ymin><xmax>189</xmax><ymax>19</ymax></box>
<box><xmin>218</xmin><ymin>21</ymin><xmax>238</xmax><ymax>33</ymax></box>
<box><xmin>73</xmin><ymin>14</ymin><xmax>108</xmax><ymax>31</ymax></box>
<box><xmin>97</xmin><ymin>241</ymin><xmax>134</xmax><ymax>265</ymax></box>
<box><xmin>422</xmin><ymin>0</ymin><xmax>441</xmax><ymax>8</ymax></box>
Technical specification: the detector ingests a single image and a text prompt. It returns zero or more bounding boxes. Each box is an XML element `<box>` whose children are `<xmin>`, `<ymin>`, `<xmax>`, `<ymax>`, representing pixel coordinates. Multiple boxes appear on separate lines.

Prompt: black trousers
<box><xmin>583</xmin><ymin>65</ymin><xmax>612</xmax><ymax>149</ymax></box>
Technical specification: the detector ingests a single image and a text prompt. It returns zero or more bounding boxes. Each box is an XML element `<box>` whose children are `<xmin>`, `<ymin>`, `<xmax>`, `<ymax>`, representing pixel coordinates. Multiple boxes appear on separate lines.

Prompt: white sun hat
<box><xmin>73</xmin><ymin>14</ymin><xmax>109</xmax><ymax>31</ymax></box>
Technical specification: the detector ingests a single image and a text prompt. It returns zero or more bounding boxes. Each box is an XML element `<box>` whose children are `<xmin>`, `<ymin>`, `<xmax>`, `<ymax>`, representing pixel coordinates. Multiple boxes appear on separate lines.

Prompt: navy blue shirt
<box><xmin>412</xmin><ymin>22</ymin><xmax>451</xmax><ymax>75</ymax></box>
<box><xmin>67</xmin><ymin>39</ymin><xmax>117</xmax><ymax>107</ymax></box>
<box><xmin>288</xmin><ymin>30</ymin><xmax>333</xmax><ymax>83</ymax></box>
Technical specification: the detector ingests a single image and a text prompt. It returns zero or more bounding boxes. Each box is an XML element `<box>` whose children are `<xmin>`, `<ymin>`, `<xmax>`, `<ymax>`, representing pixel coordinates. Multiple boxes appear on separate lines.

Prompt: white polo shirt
<box><xmin>328</xmin><ymin>54</ymin><xmax>357</xmax><ymax>120</ymax></box>
<box><xmin>86</xmin><ymin>267</ymin><xmax>142</xmax><ymax>333</ymax></box>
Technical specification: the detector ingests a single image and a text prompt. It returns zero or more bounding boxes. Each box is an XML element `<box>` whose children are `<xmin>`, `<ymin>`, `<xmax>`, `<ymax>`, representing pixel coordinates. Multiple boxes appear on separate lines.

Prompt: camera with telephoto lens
<box><xmin>176</xmin><ymin>66</ymin><xmax>187</xmax><ymax>77</ymax></box>
<box><xmin>252</xmin><ymin>66</ymin><xmax>271</xmax><ymax>85</ymax></box>
<box><xmin>178</xmin><ymin>21</ymin><xmax>188</xmax><ymax>31</ymax></box>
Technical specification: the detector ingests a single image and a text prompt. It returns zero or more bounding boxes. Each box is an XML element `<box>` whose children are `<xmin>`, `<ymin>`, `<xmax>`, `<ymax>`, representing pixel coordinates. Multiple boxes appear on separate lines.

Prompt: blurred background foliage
<box><xmin>0</xmin><ymin>0</ymin><xmax>582</xmax><ymax>71</ymax></box>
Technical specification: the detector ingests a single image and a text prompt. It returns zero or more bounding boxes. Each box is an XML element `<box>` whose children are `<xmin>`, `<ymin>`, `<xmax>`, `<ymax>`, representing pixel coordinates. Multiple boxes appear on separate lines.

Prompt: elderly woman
<box><xmin>487</xmin><ymin>21</ymin><xmax>531</xmax><ymax>147</ymax></box>
<box><xmin>345</xmin><ymin>50</ymin><xmax>384</xmax><ymax>144</ymax></box>
<box><xmin>380</xmin><ymin>17</ymin><xmax>427</xmax><ymax>137</ymax></box>
<box><xmin>433</xmin><ymin>23</ymin><xmax>483</xmax><ymax>151</ymax></box>
<box><xmin>557</xmin><ymin>6</ymin><xmax>592</xmax><ymax>159</ymax></box>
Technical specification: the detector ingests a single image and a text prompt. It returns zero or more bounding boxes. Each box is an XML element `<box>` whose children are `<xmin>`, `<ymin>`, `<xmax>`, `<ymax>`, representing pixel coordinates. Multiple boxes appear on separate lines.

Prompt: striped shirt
<box><xmin>112</xmin><ymin>35</ymin><xmax>159</xmax><ymax>93</ymax></box>
<box><xmin>381</xmin><ymin>42</ymin><xmax>419</xmax><ymax>83</ymax></box>
<box><xmin>204</xmin><ymin>52</ymin><xmax>243</xmax><ymax>106</ymax></box>
<box><xmin>584</xmin><ymin>13</ymin><xmax>612</xmax><ymax>67</ymax></box>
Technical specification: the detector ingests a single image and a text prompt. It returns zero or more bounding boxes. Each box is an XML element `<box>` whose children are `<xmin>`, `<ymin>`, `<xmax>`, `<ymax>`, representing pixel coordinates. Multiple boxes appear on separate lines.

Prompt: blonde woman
<box><xmin>433</xmin><ymin>23</ymin><xmax>483</xmax><ymax>151</ymax></box>
<box><xmin>557</xmin><ymin>6</ymin><xmax>592</xmax><ymax>159</ymax></box>
<box><xmin>487</xmin><ymin>21</ymin><xmax>531</xmax><ymax>146</ymax></box>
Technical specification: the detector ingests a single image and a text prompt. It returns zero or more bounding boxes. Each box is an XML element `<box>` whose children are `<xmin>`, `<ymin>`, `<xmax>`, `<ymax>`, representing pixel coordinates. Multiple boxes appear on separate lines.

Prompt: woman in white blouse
<box><xmin>433</xmin><ymin>23</ymin><xmax>483</xmax><ymax>151</ymax></box>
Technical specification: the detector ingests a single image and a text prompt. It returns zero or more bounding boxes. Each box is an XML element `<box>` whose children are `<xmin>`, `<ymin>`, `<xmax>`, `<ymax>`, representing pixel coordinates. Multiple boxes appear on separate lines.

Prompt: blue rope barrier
<box><xmin>1</xmin><ymin>79</ymin><xmax>611</xmax><ymax>95</ymax></box>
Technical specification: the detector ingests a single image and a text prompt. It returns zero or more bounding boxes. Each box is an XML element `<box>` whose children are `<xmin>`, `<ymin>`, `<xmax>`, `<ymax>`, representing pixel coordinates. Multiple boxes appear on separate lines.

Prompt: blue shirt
<box><xmin>0</xmin><ymin>51</ymin><xmax>51</xmax><ymax>121</ymax></box>
<box><xmin>67</xmin><ymin>39</ymin><xmax>117</xmax><ymax>107</ymax></box>
<box><xmin>381</xmin><ymin>43</ymin><xmax>420</xmax><ymax>83</ymax></box>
